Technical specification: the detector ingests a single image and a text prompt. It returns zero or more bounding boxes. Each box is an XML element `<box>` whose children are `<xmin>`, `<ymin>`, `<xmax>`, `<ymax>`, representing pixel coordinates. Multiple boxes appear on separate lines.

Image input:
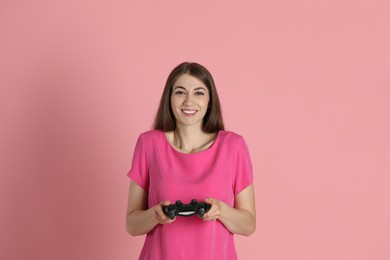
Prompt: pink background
<box><xmin>1</xmin><ymin>0</ymin><xmax>389</xmax><ymax>259</ymax></box>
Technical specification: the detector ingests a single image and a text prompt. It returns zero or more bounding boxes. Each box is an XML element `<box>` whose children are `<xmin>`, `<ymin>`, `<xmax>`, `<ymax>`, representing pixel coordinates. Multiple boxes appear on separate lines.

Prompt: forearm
<box><xmin>218</xmin><ymin>203</ymin><xmax>256</xmax><ymax>236</ymax></box>
<box><xmin>204</xmin><ymin>185</ymin><xmax>256</xmax><ymax>236</ymax></box>
<box><xmin>126</xmin><ymin>207</ymin><xmax>159</xmax><ymax>236</ymax></box>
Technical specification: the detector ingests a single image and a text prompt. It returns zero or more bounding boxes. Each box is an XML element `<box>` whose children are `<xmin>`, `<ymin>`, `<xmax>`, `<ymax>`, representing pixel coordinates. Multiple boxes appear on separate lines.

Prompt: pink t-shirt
<box><xmin>127</xmin><ymin>130</ymin><xmax>253</xmax><ymax>260</ymax></box>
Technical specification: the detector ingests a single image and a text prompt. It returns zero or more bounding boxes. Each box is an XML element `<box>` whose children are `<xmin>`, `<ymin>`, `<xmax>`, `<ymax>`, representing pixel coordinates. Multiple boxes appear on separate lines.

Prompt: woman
<box><xmin>126</xmin><ymin>62</ymin><xmax>256</xmax><ymax>260</ymax></box>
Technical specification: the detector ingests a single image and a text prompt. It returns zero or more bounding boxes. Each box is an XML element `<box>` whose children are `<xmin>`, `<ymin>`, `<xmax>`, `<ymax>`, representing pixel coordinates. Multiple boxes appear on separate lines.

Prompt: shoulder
<box><xmin>218</xmin><ymin>130</ymin><xmax>245</xmax><ymax>144</ymax></box>
<box><xmin>139</xmin><ymin>129</ymin><xmax>164</xmax><ymax>139</ymax></box>
<box><xmin>217</xmin><ymin>130</ymin><xmax>250</xmax><ymax>151</ymax></box>
<box><xmin>136</xmin><ymin>130</ymin><xmax>165</xmax><ymax>146</ymax></box>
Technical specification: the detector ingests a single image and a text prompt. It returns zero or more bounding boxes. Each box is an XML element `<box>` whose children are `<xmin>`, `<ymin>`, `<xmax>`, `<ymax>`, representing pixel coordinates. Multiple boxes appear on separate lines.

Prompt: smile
<box><xmin>181</xmin><ymin>109</ymin><xmax>197</xmax><ymax>116</ymax></box>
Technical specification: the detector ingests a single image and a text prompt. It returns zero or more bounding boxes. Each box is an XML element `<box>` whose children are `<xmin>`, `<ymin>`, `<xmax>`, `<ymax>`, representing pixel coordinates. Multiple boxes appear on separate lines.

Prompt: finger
<box><xmin>203</xmin><ymin>208</ymin><xmax>216</xmax><ymax>220</ymax></box>
<box><xmin>205</xmin><ymin>206</ymin><xmax>221</xmax><ymax>220</ymax></box>
<box><xmin>157</xmin><ymin>200</ymin><xmax>171</xmax><ymax>216</ymax></box>
<box><xmin>204</xmin><ymin>217</ymin><xmax>217</xmax><ymax>221</ymax></box>
<box><xmin>204</xmin><ymin>198</ymin><xmax>215</xmax><ymax>205</ymax></box>
<box><xmin>158</xmin><ymin>200</ymin><xmax>176</xmax><ymax>223</ymax></box>
<box><xmin>160</xmin><ymin>200</ymin><xmax>171</xmax><ymax>207</ymax></box>
<box><xmin>157</xmin><ymin>211</ymin><xmax>174</xmax><ymax>224</ymax></box>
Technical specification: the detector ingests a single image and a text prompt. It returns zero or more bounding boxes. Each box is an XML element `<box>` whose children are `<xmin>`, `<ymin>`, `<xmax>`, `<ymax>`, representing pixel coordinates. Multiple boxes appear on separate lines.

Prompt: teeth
<box><xmin>182</xmin><ymin>109</ymin><xmax>196</xmax><ymax>115</ymax></box>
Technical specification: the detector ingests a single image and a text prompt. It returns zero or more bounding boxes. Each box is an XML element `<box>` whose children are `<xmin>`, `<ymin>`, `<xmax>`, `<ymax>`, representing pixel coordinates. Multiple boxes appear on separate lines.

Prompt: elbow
<box><xmin>244</xmin><ymin>227</ymin><xmax>256</xmax><ymax>237</ymax></box>
<box><xmin>126</xmin><ymin>223</ymin><xmax>142</xmax><ymax>237</ymax></box>
<box><xmin>230</xmin><ymin>218</ymin><xmax>256</xmax><ymax>236</ymax></box>
<box><xmin>242</xmin><ymin>221</ymin><xmax>256</xmax><ymax>236</ymax></box>
<box><xmin>126</xmin><ymin>227</ymin><xmax>140</xmax><ymax>237</ymax></box>
<box><xmin>126</xmin><ymin>224</ymin><xmax>135</xmax><ymax>236</ymax></box>
<box><xmin>242</xmin><ymin>215</ymin><xmax>256</xmax><ymax>236</ymax></box>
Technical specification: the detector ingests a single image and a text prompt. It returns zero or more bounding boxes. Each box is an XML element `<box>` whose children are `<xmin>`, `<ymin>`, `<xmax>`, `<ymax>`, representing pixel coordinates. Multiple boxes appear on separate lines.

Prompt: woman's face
<box><xmin>170</xmin><ymin>74</ymin><xmax>210</xmax><ymax>129</ymax></box>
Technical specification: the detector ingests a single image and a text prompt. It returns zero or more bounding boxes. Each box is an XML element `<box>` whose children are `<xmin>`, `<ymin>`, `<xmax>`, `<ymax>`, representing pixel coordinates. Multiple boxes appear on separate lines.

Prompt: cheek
<box><xmin>203</xmin><ymin>97</ymin><xmax>211</xmax><ymax>107</ymax></box>
<box><xmin>170</xmin><ymin>96</ymin><xmax>179</xmax><ymax>107</ymax></box>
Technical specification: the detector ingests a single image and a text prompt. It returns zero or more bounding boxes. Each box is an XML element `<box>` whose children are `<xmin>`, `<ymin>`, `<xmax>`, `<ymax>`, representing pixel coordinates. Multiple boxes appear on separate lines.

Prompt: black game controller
<box><xmin>162</xmin><ymin>199</ymin><xmax>211</xmax><ymax>220</ymax></box>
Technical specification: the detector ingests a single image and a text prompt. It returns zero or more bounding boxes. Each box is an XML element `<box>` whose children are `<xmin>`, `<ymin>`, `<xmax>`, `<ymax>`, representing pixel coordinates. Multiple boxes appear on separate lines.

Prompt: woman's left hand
<box><xmin>202</xmin><ymin>198</ymin><xmax>224</xmax><ymax>221</ymax></box>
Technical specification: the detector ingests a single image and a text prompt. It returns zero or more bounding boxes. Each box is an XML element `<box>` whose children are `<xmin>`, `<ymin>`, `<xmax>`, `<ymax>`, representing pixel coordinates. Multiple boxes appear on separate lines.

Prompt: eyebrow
<box><xmin>173</xmin><ymin>86</ymin><xmax>206</xmax><ymax>91</ymax></box>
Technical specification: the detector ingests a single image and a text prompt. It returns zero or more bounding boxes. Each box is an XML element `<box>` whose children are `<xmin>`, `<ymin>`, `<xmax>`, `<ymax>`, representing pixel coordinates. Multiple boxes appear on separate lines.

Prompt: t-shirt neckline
<box><xmin>162</xmin><ymin>130</ymin><xmax>221</xmax><ymax>155</ymax></box>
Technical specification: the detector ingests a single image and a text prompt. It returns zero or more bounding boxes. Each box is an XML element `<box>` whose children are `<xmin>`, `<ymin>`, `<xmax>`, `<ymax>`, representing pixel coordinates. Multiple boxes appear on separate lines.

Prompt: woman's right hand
<box><xmin>154</xmin><ymin>200</ymin><xmax>175</xmax><ymax>224</ymax></box>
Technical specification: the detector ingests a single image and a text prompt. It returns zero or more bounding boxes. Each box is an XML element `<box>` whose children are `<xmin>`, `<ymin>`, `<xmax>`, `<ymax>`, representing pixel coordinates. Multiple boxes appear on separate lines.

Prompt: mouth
<box><xmin>181</xmin><ymin>109</ymin><xmax>197</xmax><ymax>116</ymax></box>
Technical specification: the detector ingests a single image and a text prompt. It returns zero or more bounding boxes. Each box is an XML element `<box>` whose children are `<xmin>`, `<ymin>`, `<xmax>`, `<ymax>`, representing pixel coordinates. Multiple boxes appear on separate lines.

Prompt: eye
<box><xmin>195</xmin><ymin>91</ymin><xmax>205</xmax><ymax>96</ymax></box>
<box><xmin>174</xmin><ymin>90</ymin><xmax>186</xmax><ymax>95</ymax></box>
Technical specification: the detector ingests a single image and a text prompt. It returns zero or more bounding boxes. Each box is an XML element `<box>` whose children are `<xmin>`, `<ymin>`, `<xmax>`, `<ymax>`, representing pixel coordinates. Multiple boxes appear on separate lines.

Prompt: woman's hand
<box><xmin>154</xmin><ymin>200</ymin><xmax>175</xmax><ymax>224</ymax></box>
<box><xmin>202</xmin><ymin>198</ymin><xmax>224</xmax><ymax>221</ymax></box>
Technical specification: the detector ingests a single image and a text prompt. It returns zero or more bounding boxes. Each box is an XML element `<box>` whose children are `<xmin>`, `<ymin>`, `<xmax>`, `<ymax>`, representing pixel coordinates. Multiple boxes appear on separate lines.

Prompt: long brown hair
<box><xmin>153</xmin><ymin>62</ymin><xmax>224</xmax><ymax>133</ymax></box>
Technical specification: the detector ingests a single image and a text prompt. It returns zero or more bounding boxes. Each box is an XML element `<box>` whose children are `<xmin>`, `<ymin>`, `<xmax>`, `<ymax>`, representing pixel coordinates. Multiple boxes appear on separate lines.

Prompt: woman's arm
<box><xmin>203</xmin><ymin>184</ymin><xmax>256</xmax><ymax>236</ymax></box>
<box><xmin>126</xmin><ymin>181</ymin><xmax>174</xmax><ymax>236</ymax></box>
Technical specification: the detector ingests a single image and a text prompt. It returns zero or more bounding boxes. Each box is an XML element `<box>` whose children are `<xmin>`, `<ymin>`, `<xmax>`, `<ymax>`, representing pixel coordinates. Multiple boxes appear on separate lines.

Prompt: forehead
<box><xmin>173</xmin><ymin>74</ymin><xmax>207</xmax><ymax>90</ymax></box>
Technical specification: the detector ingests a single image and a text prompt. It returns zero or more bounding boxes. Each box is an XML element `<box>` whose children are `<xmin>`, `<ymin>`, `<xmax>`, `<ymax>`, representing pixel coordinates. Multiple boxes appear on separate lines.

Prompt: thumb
<box><xmin>160</xmin><ymin>200</ymin><xmax>171</xmax><ymax>207</ymax></box>
<box><xmin>204</xmin><ymin>198</ymin><xmax>215</xmax><ymax>204</ymax></box>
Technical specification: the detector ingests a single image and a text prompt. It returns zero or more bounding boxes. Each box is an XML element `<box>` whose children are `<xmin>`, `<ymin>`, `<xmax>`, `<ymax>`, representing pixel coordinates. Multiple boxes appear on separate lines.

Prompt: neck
<box><xmin>174</xmin><ymin>123</ymin><xmax>202</xmax><ymax>139</ymax></box>
<box><xmin>172</xmin><ymin>125</ymin><xmax>216</xmax><ymax>154</ymax></box>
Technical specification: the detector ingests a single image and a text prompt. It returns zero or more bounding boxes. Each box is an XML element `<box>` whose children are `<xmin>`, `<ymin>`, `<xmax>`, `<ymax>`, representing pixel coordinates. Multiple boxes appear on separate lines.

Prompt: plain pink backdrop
<box><xmin>1</xmin><ymin>0</ymin><xmax>389</xmax><ymax>259</ymax></box>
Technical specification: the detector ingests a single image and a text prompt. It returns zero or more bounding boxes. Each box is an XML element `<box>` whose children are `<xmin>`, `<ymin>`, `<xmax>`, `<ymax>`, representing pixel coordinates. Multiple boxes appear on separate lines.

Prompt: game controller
<box><xmin>162</xmin><ymin>199</ymin><xmax>211</xmax><ymax>220</ymax></box>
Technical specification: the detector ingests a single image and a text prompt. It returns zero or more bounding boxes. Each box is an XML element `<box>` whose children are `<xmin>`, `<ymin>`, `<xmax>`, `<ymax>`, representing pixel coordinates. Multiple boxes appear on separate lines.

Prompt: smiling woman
<box><xmin>125</xmin><ymin>62</ymin><xmax>256</xmax><ymax>260</ymax></box>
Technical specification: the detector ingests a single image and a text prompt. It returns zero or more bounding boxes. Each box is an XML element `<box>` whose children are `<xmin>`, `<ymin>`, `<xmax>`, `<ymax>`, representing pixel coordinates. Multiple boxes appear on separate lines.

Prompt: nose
<box><xmin>183</xmin><ymin>93</ymin><xmax>193</xmax><ymax>105</ymax></box>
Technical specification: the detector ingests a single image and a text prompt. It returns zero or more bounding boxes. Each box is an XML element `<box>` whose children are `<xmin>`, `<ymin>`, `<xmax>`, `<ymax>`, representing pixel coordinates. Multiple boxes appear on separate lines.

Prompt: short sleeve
<box><xmin>233</xmin><ymin>136</ymin><xmax>254</xmax><ymax>195</ymax></box>
<box><xmin>127</xmin><ymin>134</ymin><xmax>149</xmax><ymax>191</ymax></box>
